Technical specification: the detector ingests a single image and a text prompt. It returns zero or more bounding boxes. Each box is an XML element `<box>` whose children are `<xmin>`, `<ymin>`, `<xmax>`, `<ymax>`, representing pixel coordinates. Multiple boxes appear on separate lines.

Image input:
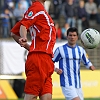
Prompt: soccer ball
<box><xmin>81</xmin><ymin>28</ymin><xmax>100</xmax><ymax>49</ymax></box>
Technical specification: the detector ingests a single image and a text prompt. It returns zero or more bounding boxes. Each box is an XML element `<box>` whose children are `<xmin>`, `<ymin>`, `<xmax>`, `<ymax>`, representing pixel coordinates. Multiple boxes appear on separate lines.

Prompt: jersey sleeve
<box><xmin>11</xmin><ymin>21</ymin><xmax>21</xmax><ymax>36</ymax></box>
<box><xmin>81</xmin><ymin>49</ymin><xmax>93</xmax><ymax>68</ymax></box>
<box><xmin>20</xmin><ymin>6</ymin><xmax>37</xmax><ymax>29</ymax></box>
<box><xmin>52</xmin><ymin>47</ymin><xmax>62</xmax><ymax>62</ymax></box>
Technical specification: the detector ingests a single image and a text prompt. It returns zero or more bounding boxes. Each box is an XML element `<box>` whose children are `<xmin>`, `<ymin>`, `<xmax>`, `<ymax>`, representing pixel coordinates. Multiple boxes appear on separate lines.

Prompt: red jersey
<box><xmin>11</xmin><ymin>1</ymin><xmax>56</xmax><ymax>57</ymax></box>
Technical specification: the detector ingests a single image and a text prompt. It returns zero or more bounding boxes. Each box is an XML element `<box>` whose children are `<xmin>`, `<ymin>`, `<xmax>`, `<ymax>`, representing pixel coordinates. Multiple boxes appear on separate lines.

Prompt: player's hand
<box><xmin>19</xmin><ymin>38</ymin><xmax>27</xmax><ymax>48</ymax></box>
<box><xmin>89</xmin><ymin>66</ymin><xmax>95</xmax><ymax>71</ymax></box>
<box><xmin>55</xmin><ymin>68</ymin><xmax>63</xmax><ymax>75</ymax></box>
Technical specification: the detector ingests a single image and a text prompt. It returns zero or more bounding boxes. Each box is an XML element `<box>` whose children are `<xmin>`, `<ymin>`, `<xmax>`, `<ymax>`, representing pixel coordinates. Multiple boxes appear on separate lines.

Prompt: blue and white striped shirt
<box><xmin>52</xmin><ymin>43</ymin><xmax>92</xmax><ymax>88</ymax></box>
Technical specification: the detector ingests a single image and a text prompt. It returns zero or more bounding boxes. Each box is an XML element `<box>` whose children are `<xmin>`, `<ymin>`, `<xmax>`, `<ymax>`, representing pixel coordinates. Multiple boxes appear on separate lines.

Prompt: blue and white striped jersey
<box><xmin>52</xmin><ymin>43</ymin><xmax>92</xmax><ymax>88</ymax></box>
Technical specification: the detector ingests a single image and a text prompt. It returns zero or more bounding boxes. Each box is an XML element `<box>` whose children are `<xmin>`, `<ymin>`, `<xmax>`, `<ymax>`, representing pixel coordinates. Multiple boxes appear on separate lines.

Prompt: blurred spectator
<box><xmin>0</xmin><ymin>8</ymin><xmax>13</xmax><ymax>38</ymax></box>
<box><xmin>14</xmin><ymin>0</ymin><xmax>20</xmax><ymax>3</ymax></box>
<box><xmin>17</xmin><ymin>0</ymin><xmax>29</xmax><ymax>11</ymax></box>
<box><xmin>77</xmin><ymin>0</ymin><xmax>89</xmax><ymax>34</ymax></box>
<box><xmin>61</xmin><ymin>22</ymin><xmax>70</xmax><ymax>39</ymax></box>
<box><xmin>64</xmin><ymin>0</ymin><xmax>77</xmax><ymax>27</ymax></box>
<box><xmin>85</xmin><ymin>0</ymin><xmax>100</xmax><ymax>23</ymax></box>
<box><xmin>3</xmin><ymin>0</ymin><xmax>15</xmax><ymax>29</ymax></box>
<box><xmin>53</xmin><ymin>0</ymin><xmax>65</xmax><ymax>19</ymax></box>
<box><xmin>53</xmin><ymin>0</ymin><xmax>60</xmax><ymax>19</ymax></box>
<box><xmin>95</xmin><ymin>0</ymin><xmax>100</xmax><ymax>7</ymax></box>
<box><xmin>44</xmin><ymin>0</ymin><xmax>51</xmax><ymax>13</ymax></box>
<box><xmin>55</xmin><ymin>22</ymin><xmax>62</xmax><ymax>41</ymax></box>
<box><xmin>4</xmin><ymin>0</ymin><xmax>15</xmax><ymax>13</ymax></box>
<box><xmin>73</xmin><ymin>0</ymin><xmax>79</xmax><ymax>6</ymax></box>
<box><xmin>15</xmin><ymin>0</ymin><xmax>31</xmax><ymax>7</ymax></box>
<box><xmin>26</xmin><ymin>0</ymin><xmax>32</xmax><ymax>6</ymax></box>
<box><xmin>84</xmin><ymin>0</ymin><xmax>88</xmax><ymax>2</ymax></box>
<box><xmin>97</xmin><ymin>4</ymin><xmax>100</xmax><ymax>24</ymax></box>
<box><xmin>13</xmin><ymin>2</ymin><xmax>26</xmax><ymax>23</ymax></box>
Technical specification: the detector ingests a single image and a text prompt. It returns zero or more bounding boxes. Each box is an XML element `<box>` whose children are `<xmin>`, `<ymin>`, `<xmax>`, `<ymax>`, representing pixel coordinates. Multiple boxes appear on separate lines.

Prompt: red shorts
<box><xmin>24</xmin><ymin>52</ymin><xmax>54</xmax><ymax>97</ymax></box>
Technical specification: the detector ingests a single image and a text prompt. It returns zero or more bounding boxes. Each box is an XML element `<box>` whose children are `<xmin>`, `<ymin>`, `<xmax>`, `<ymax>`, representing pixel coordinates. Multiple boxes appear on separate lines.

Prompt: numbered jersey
<box><xmin>11</xmin><ymin>1</ymin><xmax>56</xmax><ymax>57</ymax></box>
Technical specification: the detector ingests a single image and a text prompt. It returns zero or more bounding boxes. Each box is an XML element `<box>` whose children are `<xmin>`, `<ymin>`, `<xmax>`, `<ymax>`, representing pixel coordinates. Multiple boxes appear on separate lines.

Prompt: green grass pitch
<box><xmin>18</xmin><ymin>98</ymin><xmax>100</xmax><ymax>100</ymax></box>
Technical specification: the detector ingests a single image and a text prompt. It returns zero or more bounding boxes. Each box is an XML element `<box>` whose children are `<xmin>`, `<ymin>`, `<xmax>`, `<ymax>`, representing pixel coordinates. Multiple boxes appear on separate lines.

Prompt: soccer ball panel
<box><xmin>81</xmin><ymin>28</ymin><xmax>100</xmax><ymax>49</ymax></box>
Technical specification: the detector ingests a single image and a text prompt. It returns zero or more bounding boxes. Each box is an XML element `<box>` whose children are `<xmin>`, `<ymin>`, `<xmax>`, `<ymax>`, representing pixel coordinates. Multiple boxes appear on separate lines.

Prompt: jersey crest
<box><xmin>28</xmin><ymin>11</ymin><xmax>33</xmax><ymax>17</ymax></box>
<box><xmin>25</xmin><ymin>11</ymin><xmax>34</xmax><ymax>19</ymax></box>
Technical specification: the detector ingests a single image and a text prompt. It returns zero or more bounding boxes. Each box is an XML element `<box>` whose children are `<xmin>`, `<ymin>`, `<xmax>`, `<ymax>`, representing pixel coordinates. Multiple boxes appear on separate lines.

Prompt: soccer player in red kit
<box><xmin>11</xmin><ymin>0</ymin><xmax>56</xmax><ymax>100</ymax></box>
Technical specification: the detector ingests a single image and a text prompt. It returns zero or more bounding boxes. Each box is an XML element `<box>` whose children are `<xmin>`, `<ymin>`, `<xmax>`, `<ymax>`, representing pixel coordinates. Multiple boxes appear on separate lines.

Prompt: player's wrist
<box><xmin>24</xmin><ymin>43</ymin><xmax>30</xmax><ymax>51</ymax></box>
<box><xmin>54</xmin><ymin>68</ymin><xmax>58</xmax><ymax>72</ymax></box>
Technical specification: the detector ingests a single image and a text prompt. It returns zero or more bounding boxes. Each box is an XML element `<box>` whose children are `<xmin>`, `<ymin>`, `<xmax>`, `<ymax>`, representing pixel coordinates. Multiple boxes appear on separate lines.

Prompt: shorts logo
<box><xmin>28</xmin><ymin>11</ymin><xmax>33</xmax><ymax>17</ymax></box>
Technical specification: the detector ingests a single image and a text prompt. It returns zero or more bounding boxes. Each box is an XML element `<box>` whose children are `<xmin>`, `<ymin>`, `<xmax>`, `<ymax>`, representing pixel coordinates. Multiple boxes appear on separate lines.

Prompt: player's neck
<box><xmin>67</xmin><ymin>43</ymin><xmax>76</xmax><ymax>47</ymax></box>
<box><xmin>34</xmin><ymin>0</ymin><xmax>44</xmax><ymax>5</ymax></box>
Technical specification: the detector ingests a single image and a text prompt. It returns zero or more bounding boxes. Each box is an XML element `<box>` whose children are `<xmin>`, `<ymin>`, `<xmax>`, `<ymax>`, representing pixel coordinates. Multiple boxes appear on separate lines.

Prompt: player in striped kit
<box><xmin>52</xmin><ymin>27</ymin><xmax>95</xmax><ymax>100</ymax></box>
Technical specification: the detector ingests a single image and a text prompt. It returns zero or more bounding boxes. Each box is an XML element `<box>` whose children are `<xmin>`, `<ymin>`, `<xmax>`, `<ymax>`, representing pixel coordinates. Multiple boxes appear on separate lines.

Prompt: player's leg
<box><xmin>24</xmin><ymin>52</ymin><xmax>54</xmax><ymax>100</ymax></box>
<box><xmin>24</xmin><ymin>53</ymin><xmax>44</xmax><ymax>100</ymax></box>
<box><xmin>70</xmin><ymin>88</ymin><xmax>84</xmax><ymax>100</ymax></box>
<box><xmin>39</xmin><ymin>77</ymin><xmax>52</xmax><ymax>100</ymax></box>
<box><xmin>24</xmin><ymin>94</ymin><xmax>37</xmax><ymax>100</ymax></box>
<box><xmin>61</xmin><ymin>86</ymin><xmax>81</xmax><ymax>100</ymax></box>
<box><xmin>65</xmin><ymin>96</ymin><xmax>80</xmax><ymax>100</ymax></box>
<box><xmin>72</xmin><ymin>97</ymin><xmax>80</xmax><ymax>100</ymax></box>
<box><xmin>76</xmin><ymin>88</ymin><xmax>84</xmax><ymax>100</ymax></box>
<box><xmin>39</xmin><ymin>53</ymin><xmax>54</xmax><ymax>100</ymax></box>
<box><xmin>40</xmin><ymin>93</ymin><xmax>52</xmax><ymax>100</ymax></box>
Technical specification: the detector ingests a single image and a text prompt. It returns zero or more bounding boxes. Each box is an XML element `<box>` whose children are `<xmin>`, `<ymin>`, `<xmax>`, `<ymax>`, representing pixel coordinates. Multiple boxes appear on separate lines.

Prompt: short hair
<box><xmin>67</xmin><ymin>27</ymin><xmax>78</xmax><ymax>36</ymax></box>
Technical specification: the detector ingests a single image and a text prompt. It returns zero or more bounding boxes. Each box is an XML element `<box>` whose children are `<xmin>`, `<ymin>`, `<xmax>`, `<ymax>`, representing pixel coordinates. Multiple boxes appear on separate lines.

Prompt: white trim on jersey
<box><xmin>29</xmin><ymin>26</ymin><xmax>36</xmax><ymax>49</ymax></box>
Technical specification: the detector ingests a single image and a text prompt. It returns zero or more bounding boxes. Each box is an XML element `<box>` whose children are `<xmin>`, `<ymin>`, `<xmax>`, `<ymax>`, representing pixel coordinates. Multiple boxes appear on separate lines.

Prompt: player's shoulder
<box><xmin>57</xmin><ymin>44</ymin><xmax>67</xmax><ymax>52</ymax></box>
<box><xmin>77</xmin><ymin>45</ymin><xmax>85</xmax><ymax>51</ymax></box>
<box><xmin>24</xmin><ymin>2</ymin><xmax>45</xmax><ymax>19</ymax></box>
<box><xmin>29</xmin><ymin>2</ymin><xmax>44</xmax><ymax>11</ymax></box>
<box><xmin>55</xmin><ymin>44</ymin><xmax>64</xmax><ymax>51</ymax></box>
<box><xmin>56</xmin><ymin>45</ymin><xmax>62</xmax><ymax>50</ymax></box>
<box><xmin>77</xmin><ymin>45</ymin><xmax>83</xmax><ymax>49</ymax></box>
<box><xmin>60</xmin><ymin>44</ymin><xmax>66</xmax><ymax>48</ymax></box>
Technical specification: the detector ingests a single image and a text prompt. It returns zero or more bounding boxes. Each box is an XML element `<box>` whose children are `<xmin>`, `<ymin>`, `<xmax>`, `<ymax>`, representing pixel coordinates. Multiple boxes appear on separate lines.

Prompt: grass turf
<box><xmin>18</xmin><ymin>98</ymin><xmax>100</xmax><ymax>100</ymax></box>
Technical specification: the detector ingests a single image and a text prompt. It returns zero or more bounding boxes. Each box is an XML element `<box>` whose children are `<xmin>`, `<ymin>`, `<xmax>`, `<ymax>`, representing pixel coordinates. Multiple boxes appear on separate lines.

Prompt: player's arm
<box><xmin>18</xmin><ymin>25</ymin><xmax>30</xmax><ymax>50</ymax></box>
<box><xmin>52</xmin><ymin>47</ymin><xmax>63</xmax><ymax>75</ymax></box>
<box><xmin>19</xmin><ymin>25</ymin><xmax>27</xmax><ymax>46</ymax></box>
<box><xmin>89</xmin><ymin>66</ymin><xmax>95</xmax><ymax>71</ymax></box>
<box><xmin>82</xmin><ymin>49</ymin><xmax>95</xmax><ymax>70</ymax></box>
<box><xmin>11</xmin><ymin>32</ymin><xmax>30</xmax><ymax>51</ymax></box>
<box><xmin>55</xmin><ymin>68</ymin><xmax>63</xmax><ymax>75</ymax></box>
<box><xmin>20</xmin><ymin>25</ymin><xmax>27</xmax><ymax>39</ymax></box>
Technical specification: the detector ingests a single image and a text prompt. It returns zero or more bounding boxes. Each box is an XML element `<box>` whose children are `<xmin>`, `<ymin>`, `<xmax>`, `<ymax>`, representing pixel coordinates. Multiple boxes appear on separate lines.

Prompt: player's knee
<box><xmin>72</xmin><ymin>96</ymin><xmax>80</xmax><ymax>100</ymax></box>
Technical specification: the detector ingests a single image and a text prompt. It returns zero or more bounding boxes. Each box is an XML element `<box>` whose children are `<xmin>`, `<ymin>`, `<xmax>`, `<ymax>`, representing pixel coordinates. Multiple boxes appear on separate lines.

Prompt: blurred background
<box><xmin>0</xmin><ymin>0</ymin><xmax>100</xmax><ymax>100</ymax></box>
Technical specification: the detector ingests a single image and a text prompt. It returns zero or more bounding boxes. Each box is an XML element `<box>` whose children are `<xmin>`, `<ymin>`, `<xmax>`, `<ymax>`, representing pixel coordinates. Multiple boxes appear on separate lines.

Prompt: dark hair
<box><xmin>67</xmin><ymin>27</ymin><xmax>78</xmax><ymax>36</ymax></box>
